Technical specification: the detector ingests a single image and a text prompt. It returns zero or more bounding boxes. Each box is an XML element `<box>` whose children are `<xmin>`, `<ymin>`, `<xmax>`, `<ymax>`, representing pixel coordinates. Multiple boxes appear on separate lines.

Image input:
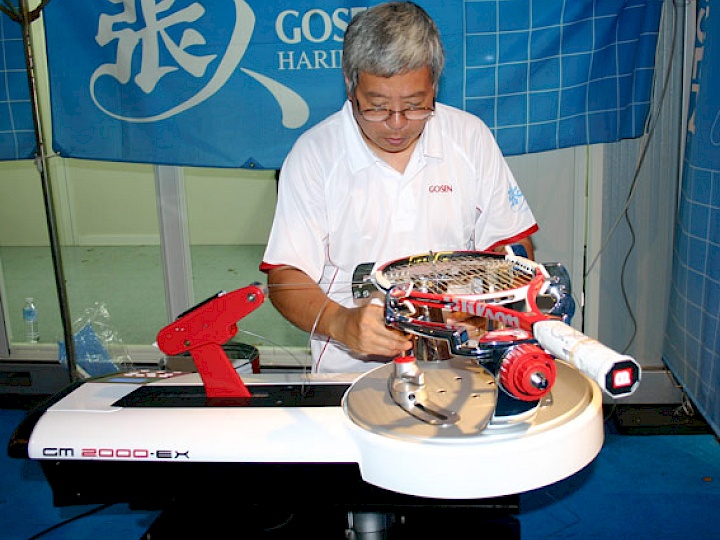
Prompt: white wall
<box><xmin>185</xmin><ymin>167</ymin><xmax>278</xmax><ymax>245</ymax></box>
<box><xmin>1</xmin><ymin>147</ymin><xmax>585</xmax><ymax>253</ymax></box>
<box><xmin>0</xmin><ymin>158</ymin><xmax>278</xmax><ymax>246</ymax></box>
<box><xmin>0</xmin><ymin>160</ymin><xmax>50</xmax><ymax>246</ymax></box>
<box><xmin>509</xmin><ymin>147</ymin><xmax>588</xmax><ymax>329</ymax></box>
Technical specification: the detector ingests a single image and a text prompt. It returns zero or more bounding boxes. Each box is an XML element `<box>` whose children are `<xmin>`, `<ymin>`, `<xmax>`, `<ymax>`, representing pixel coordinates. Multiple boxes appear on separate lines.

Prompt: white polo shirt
<box><xmin>262</xmin><ymin>100</ymin><xmax>538</xmax><ymax>373</ymax></box>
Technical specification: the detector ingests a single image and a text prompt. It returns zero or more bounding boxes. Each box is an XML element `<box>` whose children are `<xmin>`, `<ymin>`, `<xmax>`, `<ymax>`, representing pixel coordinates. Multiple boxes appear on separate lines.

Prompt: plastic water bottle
<box><xmin>22</xmin><ymin>298</ymin><xmax>39</xmax><ymax>343</ymax></box>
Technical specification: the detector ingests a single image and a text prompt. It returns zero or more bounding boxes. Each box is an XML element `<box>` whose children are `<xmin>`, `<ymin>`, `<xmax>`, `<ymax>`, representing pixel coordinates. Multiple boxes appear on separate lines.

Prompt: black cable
<box><xmin>26</xmin><ymin>503</ymin><xmax>115</xmax><ymax>540</ymax></box>
<box><xmin>585</xmin><ymin>0</ymin><xmax>680</xmax><ymax>354</ymax></box>
<box><xmin>0</xmin><ymin>0</ymin><xmax>52</xmax><ymax>22</ymax></box>
<box><xmin>617</xmin><ymin>0</ymin><xmax>680</xmax><ymax>355</ymax></box>
<box><xmin>0</xmin><ymin>0</ymin><xmax>19</xmax><ymax>21</ymax></box>
<box><xmin>619</xmin><ymin>205</ymin><xmax>638</xmax><ymax>354</ymax></box>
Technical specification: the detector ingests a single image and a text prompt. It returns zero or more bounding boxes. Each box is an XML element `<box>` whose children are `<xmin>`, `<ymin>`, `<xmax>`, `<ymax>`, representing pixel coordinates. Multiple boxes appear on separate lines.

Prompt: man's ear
<box><xmin>344</xmin><ymin>76</ymin><xmax>352</xmax><ymax>99</ymax></box>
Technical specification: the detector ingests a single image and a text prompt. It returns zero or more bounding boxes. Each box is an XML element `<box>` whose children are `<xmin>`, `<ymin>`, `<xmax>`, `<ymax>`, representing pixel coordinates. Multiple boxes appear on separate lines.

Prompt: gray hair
<box><xmin>342</xmin><ymin>2</ymin><xmax>445</xmax><ymax>96</ymax></box>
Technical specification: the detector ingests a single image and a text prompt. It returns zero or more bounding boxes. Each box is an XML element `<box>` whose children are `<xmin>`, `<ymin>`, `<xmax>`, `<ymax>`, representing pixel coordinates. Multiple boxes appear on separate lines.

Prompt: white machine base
<box><xmin>12</xmin><ymin>359</ymin><xmax>603</xmax><ymax>501</ymax></box>
<box><xmin>345</xmin><ymin>360</ymin><xmax>603</xmax><ymax>498</ymax></box>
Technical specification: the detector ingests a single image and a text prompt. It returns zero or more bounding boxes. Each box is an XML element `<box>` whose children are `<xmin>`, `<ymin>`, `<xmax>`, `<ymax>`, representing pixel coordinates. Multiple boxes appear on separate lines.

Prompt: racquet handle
<box><xmin>533</xmin><ymin>320</ymin><xmax>641</xmax><ymax>397</ymax></box>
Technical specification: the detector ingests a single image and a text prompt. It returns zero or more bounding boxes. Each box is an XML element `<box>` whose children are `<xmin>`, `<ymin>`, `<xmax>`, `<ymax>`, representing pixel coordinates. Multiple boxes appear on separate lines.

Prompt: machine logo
<box><xmin>42</xmin><ymin>447</ymin><xmax>191</xmax><ymax>460</ymax></box>
<box><xmin>42</xmin><ymin>448</ymin><xmax>74</xmax><ymax>458</ymax></box>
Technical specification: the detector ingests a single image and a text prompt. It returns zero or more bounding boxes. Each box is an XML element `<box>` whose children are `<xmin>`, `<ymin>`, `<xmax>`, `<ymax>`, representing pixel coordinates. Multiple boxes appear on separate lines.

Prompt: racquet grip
<box><xmin>533</xmin><ymin>320</ymin><xmax>641</xmax><ymax>397</ymax></box>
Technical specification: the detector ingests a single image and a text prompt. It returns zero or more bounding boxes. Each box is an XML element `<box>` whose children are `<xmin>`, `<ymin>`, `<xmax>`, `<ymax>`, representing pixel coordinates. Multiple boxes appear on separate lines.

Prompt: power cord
<box><xmin>584</xmin><ymin>0</ymin><xmax>681</xmax><ymax>354</ymax></box>
<box><xmin>26</xmin><ymin>503</ymin><xmax>115</xmax><ymax>540</ymax></box>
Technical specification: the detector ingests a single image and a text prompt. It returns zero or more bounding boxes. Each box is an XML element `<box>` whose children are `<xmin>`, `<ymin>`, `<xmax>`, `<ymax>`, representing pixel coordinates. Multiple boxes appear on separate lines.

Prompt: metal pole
<box><xmin>19</xmin><ymin>0</ymin><xmax>77</xmax><ymax>382</ymax></box>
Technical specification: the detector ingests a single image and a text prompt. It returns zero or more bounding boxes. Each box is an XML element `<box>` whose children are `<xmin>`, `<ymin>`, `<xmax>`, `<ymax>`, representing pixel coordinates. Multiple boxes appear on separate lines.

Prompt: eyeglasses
<box><xmin>354</xmin><ymin>99</ymin><xmax>435</xmax><ymax>122</ymax></box>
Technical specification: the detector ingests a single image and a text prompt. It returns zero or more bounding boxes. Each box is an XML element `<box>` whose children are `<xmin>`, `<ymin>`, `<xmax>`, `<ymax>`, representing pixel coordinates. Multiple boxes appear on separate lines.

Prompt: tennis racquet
<box><xmin>373</xmin><ymin>250</ymin><xmax>640</xmax><ymax>398</ymax></box>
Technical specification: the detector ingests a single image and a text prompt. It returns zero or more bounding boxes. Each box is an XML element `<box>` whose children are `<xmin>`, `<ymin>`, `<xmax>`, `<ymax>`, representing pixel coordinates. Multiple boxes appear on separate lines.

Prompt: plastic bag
<box><xmin>58</xmin><ymin>302</ymin><xmax>133</xmax><ymax>378</ymax></box>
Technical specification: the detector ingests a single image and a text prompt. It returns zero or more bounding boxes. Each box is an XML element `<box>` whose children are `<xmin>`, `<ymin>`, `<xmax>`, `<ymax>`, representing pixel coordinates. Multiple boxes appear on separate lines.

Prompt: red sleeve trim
<box><xmin>259</xmin><ymin>261</ymin><xmax>284</xmax><ymax>274</ymax></box>
<box><xmin>484</xmin><ymin>224</ymin><xmax>539</xmax><ymax>252</ymax></box>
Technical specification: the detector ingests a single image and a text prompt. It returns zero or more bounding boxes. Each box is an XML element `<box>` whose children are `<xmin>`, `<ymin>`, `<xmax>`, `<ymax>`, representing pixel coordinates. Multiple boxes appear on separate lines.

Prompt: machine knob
<box><xmin>500</xmin><ymin>343</ymin><xmax>557</xmax><ymax>401</ymax></box>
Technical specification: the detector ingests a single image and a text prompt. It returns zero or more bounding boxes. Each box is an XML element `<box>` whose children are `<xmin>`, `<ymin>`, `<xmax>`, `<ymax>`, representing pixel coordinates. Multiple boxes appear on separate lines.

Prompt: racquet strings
<box><xmin>378</xmin><ymin>253</ymin><xmax>537</xmax><ymax>303</ymax></box>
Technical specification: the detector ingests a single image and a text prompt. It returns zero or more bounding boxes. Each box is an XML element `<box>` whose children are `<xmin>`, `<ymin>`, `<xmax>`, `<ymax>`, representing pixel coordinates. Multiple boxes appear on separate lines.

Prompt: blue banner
<box><xmin>0</xmin><ymin>8</ymin><xmax>36</xmax><ymax>161</ymax></box>
<box><xmin>663</xmin><ymin>0</ymin><xmax>720</xmax><ymax>437</ymax></box>
<box><xmin>41</xmin><ymin>0</ymin><xmax>663</xmax><ymax>169</ymax></box>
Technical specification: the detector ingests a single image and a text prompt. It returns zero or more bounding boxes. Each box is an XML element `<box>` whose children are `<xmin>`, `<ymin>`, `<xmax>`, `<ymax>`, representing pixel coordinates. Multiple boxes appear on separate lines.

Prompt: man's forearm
<box><xmin>266</xmin><ymin>266</ymin><xmax>341</xmax><ymax>337</ymax></box>
<box><xmin>516</xmin><ymin>236</ymin><xmax>535</xmax><ymax>260</ymax></box>
<box><xmin>267</xmin><ymin>266</ymin><xmax>413</xmax><ymax>358</ymax></box>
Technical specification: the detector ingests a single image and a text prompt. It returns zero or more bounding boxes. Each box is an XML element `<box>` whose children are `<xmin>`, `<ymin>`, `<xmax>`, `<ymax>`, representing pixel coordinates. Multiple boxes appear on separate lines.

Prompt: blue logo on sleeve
<box><xmin>508</xmin><ymin>186</ymin><xmax>525</xmax><ymax>209</ymax></box>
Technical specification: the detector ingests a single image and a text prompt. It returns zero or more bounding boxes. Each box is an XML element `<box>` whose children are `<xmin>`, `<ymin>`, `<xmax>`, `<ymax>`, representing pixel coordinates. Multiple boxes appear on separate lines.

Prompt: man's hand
<box><xmin>445</xmin><ymin>311</ymin><xmax>489</xmax><ymax>340</ymax></box>
<box><xmin>327</xmin><ymin>302</ymin><xmax>413</xmax><ymax>358</ymax></box>
<box><xmin>267</xmin><ymin>266</ymin><xmax>412</xmax><ymax>358</ymax></box>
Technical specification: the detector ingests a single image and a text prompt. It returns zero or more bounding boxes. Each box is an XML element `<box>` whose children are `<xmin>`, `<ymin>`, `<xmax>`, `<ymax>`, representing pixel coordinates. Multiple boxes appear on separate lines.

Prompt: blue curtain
<box><xmin>0</xmin><ymin>8</ymin><xmax>35</xmax><ymax>160</ymax></box>
<box><xmin>33</xmin><ymin>0</ymin><xmax>663</xmax><ymax>169</ymax></box>
<box><xmin>663</xmin><ymin>0</ymin><xmax>720</xmax><ymax>437</ymax></box>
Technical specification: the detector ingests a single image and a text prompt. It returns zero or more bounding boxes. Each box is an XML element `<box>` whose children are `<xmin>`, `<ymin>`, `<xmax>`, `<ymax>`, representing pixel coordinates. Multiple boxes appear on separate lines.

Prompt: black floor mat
<box><xmin>604</xmin><ymin>403</ymin><xmax>715</xmax><ymax>435</ymax></box>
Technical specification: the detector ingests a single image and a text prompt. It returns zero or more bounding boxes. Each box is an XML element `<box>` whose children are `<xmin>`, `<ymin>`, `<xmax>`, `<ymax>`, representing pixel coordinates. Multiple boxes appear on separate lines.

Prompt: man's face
<box><xmin>350</xmin><ymin>67</ymin><xmax>436</xmax><ymax>156</ymax></box>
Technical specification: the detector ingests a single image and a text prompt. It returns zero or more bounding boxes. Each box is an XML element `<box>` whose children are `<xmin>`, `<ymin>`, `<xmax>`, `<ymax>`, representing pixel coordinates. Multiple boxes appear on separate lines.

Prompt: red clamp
<box><xmin>156</xmin><ymin>284</ymin><xmax>266</xmax><ymax>398</ymax></box>
<box><xmin>500</xmin><ymin>343</ymin><xmax>556</xmax><ymax>401</ymax></box>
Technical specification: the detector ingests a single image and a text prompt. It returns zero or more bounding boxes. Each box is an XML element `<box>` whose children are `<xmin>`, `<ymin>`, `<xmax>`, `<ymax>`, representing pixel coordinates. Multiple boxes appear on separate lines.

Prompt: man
<box><xmin>260</xmin><ymin>2</ymin><xmax>537</xmax><ymax>373</ymax></box>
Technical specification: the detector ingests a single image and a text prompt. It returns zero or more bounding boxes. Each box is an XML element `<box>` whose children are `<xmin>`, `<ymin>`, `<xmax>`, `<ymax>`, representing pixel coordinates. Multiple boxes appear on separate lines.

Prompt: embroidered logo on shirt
<box><xmin>429</xmin><ymin>184</ymin><xmax>453</xmax><ymax>193</ymax></box>
<box><xmin>508</xmin><ymin>186</ymin><xmax>525</xmax><ymax>209</ymax></box>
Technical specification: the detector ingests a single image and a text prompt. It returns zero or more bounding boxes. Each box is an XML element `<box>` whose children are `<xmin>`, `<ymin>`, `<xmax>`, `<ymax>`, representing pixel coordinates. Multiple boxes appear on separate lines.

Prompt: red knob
<box><xmin>500</xmin><ymin>344</ymin><xmax>556</xmax><ymax>401</ymax></box>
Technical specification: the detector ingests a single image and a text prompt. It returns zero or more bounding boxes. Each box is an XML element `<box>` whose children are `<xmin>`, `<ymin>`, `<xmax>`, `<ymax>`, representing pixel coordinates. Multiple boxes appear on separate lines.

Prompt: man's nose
<box><xmin>385</xmin><ymin>110</ymin><xmax>409</xmax><ymax>128</ymax></box>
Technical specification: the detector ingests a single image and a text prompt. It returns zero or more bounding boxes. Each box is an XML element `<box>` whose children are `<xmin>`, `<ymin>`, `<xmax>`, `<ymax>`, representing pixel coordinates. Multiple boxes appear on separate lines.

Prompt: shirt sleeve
<box><xmin>473</xmin><ymin>129</ymin><xmax>538</xmax><ymax>250</ymax></box>
<box><xmin>261</xmin><ymin>137</ymin><xmax>328</xmax><ymax>282</ymax></box>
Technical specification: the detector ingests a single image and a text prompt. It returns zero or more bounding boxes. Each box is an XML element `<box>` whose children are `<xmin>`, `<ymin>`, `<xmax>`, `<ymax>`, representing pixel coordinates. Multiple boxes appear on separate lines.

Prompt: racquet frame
<box><xmin>373</xmin><ymin>250</ymin><xmax>640</xmax><ymax>398</ymax></box>
<box><xmin>375</xmin><ymin>251</ymin><xmax>557</xmax><ymax>354</ymax></box>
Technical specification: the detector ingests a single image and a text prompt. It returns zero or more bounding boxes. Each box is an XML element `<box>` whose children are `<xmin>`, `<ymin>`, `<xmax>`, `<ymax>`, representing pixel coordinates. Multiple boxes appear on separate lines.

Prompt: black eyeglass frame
<box><xmin>353</xmin><ymin>97</ymin><xmax>435</xmax><ymax>123</ymax></box>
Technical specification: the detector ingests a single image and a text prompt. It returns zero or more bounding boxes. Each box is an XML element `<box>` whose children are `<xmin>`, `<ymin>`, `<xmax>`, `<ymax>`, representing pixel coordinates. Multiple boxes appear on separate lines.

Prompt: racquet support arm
<box><xmin>388</xmin><ymin>354</ymin><xmax>460</xmax><ymax>426</ymax></box>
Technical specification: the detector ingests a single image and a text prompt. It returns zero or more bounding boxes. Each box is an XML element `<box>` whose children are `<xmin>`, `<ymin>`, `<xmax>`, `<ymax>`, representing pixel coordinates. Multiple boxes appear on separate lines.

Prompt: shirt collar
<box><xmin>422</xmin><ymin>109</ymin><xmax>443</xmax><ymax>160</ymax></box>
<box><xmin>341</xmin><ymin>100</ymin><xmax>375</xmax><ymax>174</ymax></box>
